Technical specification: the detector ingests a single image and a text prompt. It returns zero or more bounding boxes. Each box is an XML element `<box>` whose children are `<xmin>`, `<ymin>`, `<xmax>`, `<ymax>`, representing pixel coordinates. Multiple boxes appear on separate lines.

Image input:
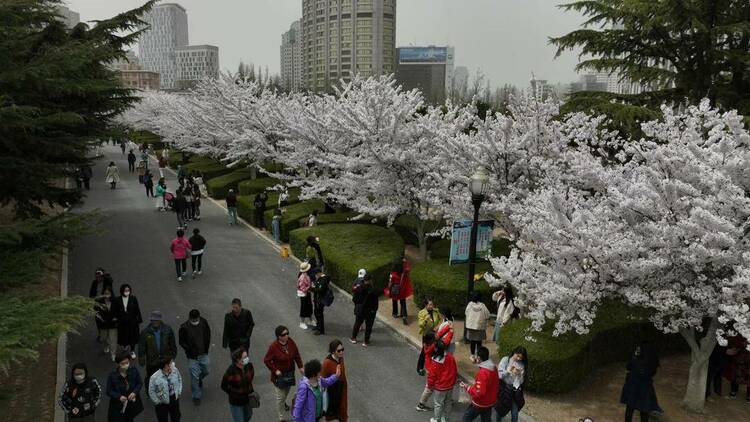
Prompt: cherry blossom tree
<box><xmin>486</xmin><ymin>100</ymin><xmax>750</xmax><ymax>412</ymax></box>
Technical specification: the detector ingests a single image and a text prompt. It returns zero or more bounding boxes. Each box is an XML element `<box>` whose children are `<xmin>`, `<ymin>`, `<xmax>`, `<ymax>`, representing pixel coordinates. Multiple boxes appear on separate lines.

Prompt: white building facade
<box><xmin>281</xmin><ymin>20</ymin><xmax>303</xmax><ymax>92</ymax></box>
<box><xmin>174</xmin><ymin>45</ymin><xmax>219</xmax><ymax>89</ymax></box>
<box><xmin>138</xmin><ymin>3</ymin><xmax>189</xmax><ymax>90</ymax></box>
<box><xmin>56</xmin><ymin>5</ymin><xmax>80</xmax><ymax>29</ymax></box>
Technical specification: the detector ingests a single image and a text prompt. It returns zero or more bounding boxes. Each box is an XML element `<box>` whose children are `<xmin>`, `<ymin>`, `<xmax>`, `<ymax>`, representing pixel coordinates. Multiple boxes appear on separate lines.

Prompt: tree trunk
<box><xmin>679</xmin><ymin>318</ymin><xmax>719</xmax><ymax>413</ymax></box>
<box><xmin>415</xmin><ymin>218</ymin><xmax>427</xmax><ymax>261</ymax></box>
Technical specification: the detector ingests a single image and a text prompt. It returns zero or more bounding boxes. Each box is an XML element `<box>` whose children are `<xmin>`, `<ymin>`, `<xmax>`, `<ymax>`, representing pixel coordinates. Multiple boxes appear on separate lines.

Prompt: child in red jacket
<box><xmin>461</xmin><ymin>346</ymin><xmax>499</xmax><ymax>421</ymax></box>
<box><xmin>170</xmin><ymin>229</ymin><xmax>191</xmax><ymax>282</ymax></box>
<box><xmin>426</xmin><ymin>342</ymin><xmax>457</xmax><ymax>422</ymax></box>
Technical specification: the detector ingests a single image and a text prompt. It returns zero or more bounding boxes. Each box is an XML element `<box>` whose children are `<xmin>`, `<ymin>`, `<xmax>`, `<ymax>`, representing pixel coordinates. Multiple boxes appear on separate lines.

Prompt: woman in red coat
<box><xmin>385</xmin><ymin>257</ymin><xmax>413</xmax><ymax>325</ymax></box>
<box><xmin>723</xmin><ymin>335</ymin><xmax>750</xmax><ymax>400</ymax></box>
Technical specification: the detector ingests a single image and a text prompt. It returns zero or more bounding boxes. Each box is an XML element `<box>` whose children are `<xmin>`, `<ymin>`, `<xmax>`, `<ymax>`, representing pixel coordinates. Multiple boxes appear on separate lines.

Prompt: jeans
<box><xmin>191</xmin><ymin>254</ymin><xmax>203</xmax><ymax>272</ymax></box>
<box><xmin>177</xmin><ymin>212</ymin><xmax>185</xmax><ymax>228</ymax></box>
<box><xmin>229</xmin><ymin>403</ymin><xmax>253</xmax><ymax>422</ymax></box>
<box><xmin>391</xmin><ymin>299</ymin><xmax>407</xmax><ymax>317</ymax></box>
<box><xmin>418</xmin><ymin>384</ymin><xmax>433</xmax><ymax>405</ymax></box>
<box><xmin>155</xmin><ymin>396</ymin><xmax>181</xmax><ymax>422</ymax></box>
<box><xmin>174</xmin><ymin>259</ymin><xmax>186</xmax><ymax>277</ymax></box>
<box><xmin>274</xmin><ymin>384</ymin><xmax>291</xmax><ymax>420</ymax></box>
<box><xmin>352</xmin><ymin>313</ymin><xmax>376</xmax><ymax>343</ymax></box>
<box><xmin>272</xmin><ymin>219</ymin><xmax>281</xmax><ymax>244</ymax></box>
<box><xmin>463</xmin><ymin>404</ymin><xmax>492</xmax><ymax>422</ymax></box>
<box><xmin>188</xmin><ymin>354</ymin><xmax>210</xmax><ymax>400</ymax></box>
<box><xmin>495</xmin><ymin>401</ymin><xmax>519</xmax><ymax>422</ymax></box>
<box><xmin>433</xmin><ymin>389</ymin><xmax>453</xmax><ymax>422</ymax></box>
<box><xmin>228</xmin><ymin>207</ymin><xmax>238</xmax><ymax>225</ymax></box>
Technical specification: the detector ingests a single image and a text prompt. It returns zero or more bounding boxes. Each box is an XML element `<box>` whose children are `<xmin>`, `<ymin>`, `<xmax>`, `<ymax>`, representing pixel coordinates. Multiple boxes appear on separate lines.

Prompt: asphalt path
<box><xmin>65</xmin><ymin>145</ymin><xmax>471</xmax><ymax>421</ymax></box>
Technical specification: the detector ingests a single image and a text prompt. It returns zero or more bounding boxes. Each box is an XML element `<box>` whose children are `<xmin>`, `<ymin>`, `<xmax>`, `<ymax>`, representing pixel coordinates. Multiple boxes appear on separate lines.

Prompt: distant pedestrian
<box><xmin>351</xmin><ymin>269</ymin><xmax>366</xmax><ymax>297</ymax></box>
<box><xmin>120</xmin><ymin>141</ymin><xmax>127</xmax><ymax>155</ymax></box>
<box><xmin>321</xmin><ymin>340</ymin><xmax>348</xmax><ymax>422</ymax></box>
<box><xmin>350</xmin><ymin>274</ymin><xmax>379</xmax><ymax>347</ymax></box>
<box><xmin>178</xmin><ymin>309</ymin><xmax>211</xmax><ymax>405</ymax></box>
<box><xmin>105</xmin><ymin>162</ymin><xmax>120</xmax><ymax>189</ymax></box>
<box><xmin>222</xmin><ymin>298</ymin><xmax>255</xmax><ymax>354</ymax></box>
<box><xmin>387</xmin><ymin>257</ymin><xmax>414</xmax><ymax>325</ymax></box>
<box><xmin>173</xmin><ymin>191</ymin><xmax>187</xmax><ymax>230</ymax></box>
<box><xmin>706</xmin><ymin>342</ymin><xmax>728</xmax><ymax>398</ymax></box>
<box><xmin>306</xmin><ymin>210</ymin><xmax>318</xmax><ymax>227</ymax></box>
<box><xmin>305</xmin><ymin>236</ymin><xmax>323</xmax><ymax>270</ymax></box>
<box><xmin>144</xmin><ymin>170</ymin><xmax>154</xmax><ymax>197</ymax></box>
<box><xmin>254</xmin><ymin>192</ymin><xmax>267</xmax><ymax>229</ymax></box>
<box><xmin>138</xmin><ymin>311</ymin><xmax>177</xmax><ymax>389</ymax></box>
<box><xmin>176</xmin><ymin>165</ymin><xmax>186</xmax><ymax>186</ymax></box>
<box><xmin>95</xmin><ymin>286</ymin><xmax>118</xmax><ymax>361</ymax></box>
<box><xmin>113</xmin><ymin>283</ymin><xmax>142</xmax><ymax>359</ymax></box>
<box><xmin>80</xmin><ymin>164</ymin><xmax>93</xmax><ymax>190</ymax></box>
<box><xmin>221</xmin><ymin>347</ymin><xmax>256</xmax><ymax>422</ymax></box>
<box><xmin>127</xmin><ymin>150</ymin><xmax>137</xmax><ymax>172</ymax></box>
<box><xmin>620</xmin><ymin>341</ymin><xmax>661</xmax><ymax>422</ymax></box>
<box><xmin>461</xmin><ymin>346</ymin><xmax>498</xmax><ymax>422</ymax></box>
<box><xmin>183</xmin><ymin>185</ymin><xmax>194</xmax><ymax>222</ymax></box>
<box><xmin>148</xmin><ymin>358</ymin><xmax>182</xmax><ymax>422</ymax></box>
<box><xmin>427</xmin><ymin>342</ymin><xmax>457</xmax><ymax>422</ymax></box>
<box><xmin>170</xmin><ymin>229</ymin><xmax>191</xmax><ymax>282</ymax></box>
<box><xmin>465</xmin><ymin>291</ymin><xmax>491</xmax><ymax>363</ymax></box>
<box><xmin>271</xmin><ymin>208</ymin><xmax>282</xmax><ymax>244</ymax></box>
<box><xmin>58</xmin><ymin>362</ymin><xmax>102</xmax><ymax>421</ymax></box>
<box><xmin>417</xmin><ymin>298</ymin><xmax>442</xmax><ymax>375</ymax></box>
<box><xmin>491</xmin><ymin>285</ymin><xmax>516</xmax><ymax>344</ymax></box>
<box><xmin>136</xmin><ymin>160</ymin><xmax>146</xmax><ymax>184</ymax></box>
<box><xmin>264</xmin><ymin>325</ymin><xmax>304</xmax><ymax>421</ymax></box>
<box><xmin>495</xmin><ymin>346</ymin><xmax>528</xmax><ymax>422</ymax></box>
<box><xmin>297</xmin><ymin>262</ymin><xmax>314</xmax><ymax>330</ymax></box>
<box><xmin>227</xmin><ymin>189</ymin><xmax>239</xmax><ymax>226</ymax></box>
<box><xmin>89</xmin><ymin>267</ymin><xmax>114</xmax><ymax>300</ymax></box>
<box><xmin>188</xmin><ymin>228</ymin><xmax>206</xmax><ymax>277</ymax></box>
<box><xmin>155</xmin><ymin>178</ymin><xmax>167</xmax><ymax>211</ymax></box>
<box><xmin>191</xmin><ymin>182</ymin><xmax>201</xmax><ymax>220</ymax></box>
<box><xmin>292</xmin><ymin>359</ymin><xmax>340</xmax><ymax>422</ymax></box>
<box><xmin>106</xmin><ymin>351</ymin><xmax>144</xmax><ymax>422</ymax></box>
<box><xmin>311</xmin><ymin>270</ymin><xmax>331</xmax><ymax>335</ymax></box>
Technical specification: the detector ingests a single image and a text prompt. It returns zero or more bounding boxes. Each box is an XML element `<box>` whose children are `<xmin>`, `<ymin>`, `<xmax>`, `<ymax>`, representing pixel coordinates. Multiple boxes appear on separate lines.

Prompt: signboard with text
<box><xmin>449</xmin><ymin>219</ymin><xmax>495</xmax><ymax>265</ymax></box>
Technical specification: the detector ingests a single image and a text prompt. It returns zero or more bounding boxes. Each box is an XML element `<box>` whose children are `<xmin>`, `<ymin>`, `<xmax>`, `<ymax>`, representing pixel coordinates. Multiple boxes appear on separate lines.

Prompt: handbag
<box><xmin>275</xmin><ymin>370</ymin><xmax>296</xmax><ymax>389</ymax></box>
<box><xmin>247</xmin><ymin>390</ymin><xmax>261</xmax><ymax>408</ymax></box>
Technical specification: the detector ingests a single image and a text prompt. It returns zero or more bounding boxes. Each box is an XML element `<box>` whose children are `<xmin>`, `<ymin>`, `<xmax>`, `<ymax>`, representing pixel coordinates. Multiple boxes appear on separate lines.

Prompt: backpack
<box><xmin>314</xmin><ymin>276</ymin><xmax>334</xmax><ymax>307</ymax></box>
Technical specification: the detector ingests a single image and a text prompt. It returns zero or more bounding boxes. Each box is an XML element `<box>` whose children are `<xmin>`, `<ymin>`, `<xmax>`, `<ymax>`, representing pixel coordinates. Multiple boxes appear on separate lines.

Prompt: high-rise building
<box><xmin>394</xmin><ymin>46</ymin><xmax>454</xmax><ymax>104</ymax></box>
<box><xmin>301</xmin><ymin>0</ymin><xmax>396</xmax><ymax>92</ymax></box>
<box><xmin>174</xmin><ymin>45</ymin><xmax>220</xmax><ymax>90</ymax></box>
<box><xmin>529</xmin><ymin>77</ymin><xmax>556</xmax><ymax>100</ymax></box>
<box><xmin>281</xmin><ymin>20</ymin><xmax>303</xmax><ymax>92</ymax></box>
<box><xmin>56</xmin><ymin>5</ymin><xmax>80</xmax><ymax>29</ymax></box>
<box><xmin>138</xmin><ymin>3</ymin><xmax>189</xmax><ymax>90</ymax></box>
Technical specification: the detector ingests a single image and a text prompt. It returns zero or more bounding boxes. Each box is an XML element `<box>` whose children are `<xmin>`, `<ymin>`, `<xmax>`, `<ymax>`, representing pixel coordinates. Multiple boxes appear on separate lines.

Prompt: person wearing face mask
<box><xmin>138</xmin><ymin>311</ymin><xmax>177</xmax><ymax>390</ymax></box>
<box><xmin>95</xmin><ymin>286</ymin><xmax>118</xmax><ymax>361</ymax></box>
<box><xmin>148</xmin><ymin>358</ymin><xmax>183</xmax><ymax>422</ymax></box>
<box><xmin>106</xmin><ymin>351</ymin><xmax>144</xmax><ymax>422</ymax></box>
<box><xmin>113</xmin><ymin>284</ymin><xmax>143</xmax><ymax>360</ymax></box>
<box><xmin>59</xmin><ymin>363</ymin><xmax>102</xmax><ymax>421</ymax></box>
<box><xmin>178</xmin><ymin>309</ymin><xmax>211</xmax><ymax>405</ymax></box>
<box><xmin>221</xmin><ymin>347</ymin><xmax>256</xmax><ymax>422</ymax></box>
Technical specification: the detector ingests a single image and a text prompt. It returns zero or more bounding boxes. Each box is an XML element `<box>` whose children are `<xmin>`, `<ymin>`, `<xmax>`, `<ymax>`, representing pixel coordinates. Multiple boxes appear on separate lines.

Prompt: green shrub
<box><xmin>410</xmin><ymin>259</ymin><xmax>495</xmax><ymax>318</ymax></box>
<box><xmin>497</xmin><ymin>301</ymin><xmax>688</xmax><ymax>393</ymax></box>
<box><xmin>309</xmin><ymin>211</ymin><xmax>384</xmax><ymax>226</ymax></box>
<box><xmin>289</xmin><ymin>225</ymin><xmax>404</xmax><ymax>292</ymax></box>
<box><xmin>392</xmin><ymin>215</ymin><xmax>446</xmax><ymax>249</ymax></box>
<box><xmin>264</xmin><ymin>200</ymin><xmax>325</xmax><ymax>240</ymax></box>
<box><xmin>236</xmin><ymin>190</ymin><xmax>303</xmax><ymax>227</ymax></box>
<box><xmin>430</xmin><ymin>237</ymin><xmax>514</xmax><ymax>260</ymax></box>
<box><xmin>129</xmin><ymin>130</ymin><xmax>164</xmax><ymax>150</ymax></box>
<box><xmin>166</xmin><ymin>150</ymin><xmax>183</xmax><ymax>168</ymax></box>
<box><xmin>206</xmin><ymin>167</ymin><xmax>253</xmax><ymax>199</ymax></box>
<box><xmin>237</xmin><ymin>177</ymin><xmax>280</xmax><ymax>196</ymax></box>
<box><xmin>183</xmin><ymin>160</ymin><xmax>232</xmax><ymax>181</ymax></box>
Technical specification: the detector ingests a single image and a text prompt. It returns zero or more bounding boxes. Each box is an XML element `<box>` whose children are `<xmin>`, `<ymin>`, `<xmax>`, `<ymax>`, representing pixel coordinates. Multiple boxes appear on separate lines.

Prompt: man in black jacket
<box><xmin>127</xmin><ymin>149</ymin><xmax>136</xmax><ymax>172</ymax></box>
<box><xmin>253</xmin><ymin>192</ymin><xmax>267</xmax><ymax>229</ymax></box>
<box><xmin>188</xmin><ymin>228</ymin><xmax>207</xmax><ymax>277</ymax></box>
<box><xmin>179</xmin><ymin>309</ymin><xmax>211</xmax><ymax>405</ymax></box>
<box><xmin>222</xmin><ymin>298</ymin><xmax>255</xmax><ymax>354</ymax></box>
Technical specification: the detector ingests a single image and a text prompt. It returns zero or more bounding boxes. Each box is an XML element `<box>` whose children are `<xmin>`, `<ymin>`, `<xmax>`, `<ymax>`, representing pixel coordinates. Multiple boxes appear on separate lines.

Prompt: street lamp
<box><xmin>467</xmin><ymin>166</ymin><xmax>489</xmax><ymax>299</ymax></box>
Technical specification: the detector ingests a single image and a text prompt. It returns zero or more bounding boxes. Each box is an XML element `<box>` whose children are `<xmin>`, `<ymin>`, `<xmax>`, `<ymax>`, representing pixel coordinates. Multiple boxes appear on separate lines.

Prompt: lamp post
<box><xmin>467</xmin><ymin>166</ymin><xmax>490</xmax><ymax>299</ymax></box>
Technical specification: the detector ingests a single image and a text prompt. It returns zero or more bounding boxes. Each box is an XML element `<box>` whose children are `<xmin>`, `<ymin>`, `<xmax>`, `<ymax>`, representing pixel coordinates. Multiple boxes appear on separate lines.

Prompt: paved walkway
<box><xmin>66</xmin><ymin>146</ymin><xmax>484</xmax><ymax>421</ymax></box>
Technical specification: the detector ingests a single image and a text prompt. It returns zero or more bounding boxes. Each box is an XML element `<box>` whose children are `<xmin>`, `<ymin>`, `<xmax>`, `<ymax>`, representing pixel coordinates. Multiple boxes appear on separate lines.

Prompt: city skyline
<box><xmin>63</xmin><ymin>0</ymin><xmax>584</xmax><ymax>88</ymax></box>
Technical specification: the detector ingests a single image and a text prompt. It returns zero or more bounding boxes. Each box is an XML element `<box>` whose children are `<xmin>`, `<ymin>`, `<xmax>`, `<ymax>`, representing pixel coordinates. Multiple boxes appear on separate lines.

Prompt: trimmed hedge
<box><xmin>264</xmin><ymin>200</ymin><xmax>325</xmax><ymax>241</ymax></box>
<box><xmin>183</xmin><ymin>160</ymin><xmax>233</xmax><ymax>181</ymax></box>
<box><xmin>206</xmin><ymin>167</ymin><xmax>253</xmax><ymax>199</ymax></box>
<box><xmin>236</xmin><ymin>189</ymin><xmax>303</xmax><ymax>227</ymax></box>
<box><xmin>166</xmin><ymin>150</ymin><xmax>183</xmax><ymax>168</ymax></box>
<box><xmin>309</xmin><ymin>211</ymin><xmax>384</xmax><ymax>226</ymax></box>
<box><xmin>289</xmin><ymin>224</ymin><xmax>404</xmax><ymax>293</ymax></box>
<box><xmin>237</xmin><ymin>177</ymin><xmax>280</xmax><ymax>196</ymax></box>
<box><xmin>410</xmin><ymin>260</ymin><xmax>495</xmax><ymax>318</ymax></box>
<box><xmin>497</xmin><ymin>302</ymin><xmax>688</xmax><ymax>393</ymax></box>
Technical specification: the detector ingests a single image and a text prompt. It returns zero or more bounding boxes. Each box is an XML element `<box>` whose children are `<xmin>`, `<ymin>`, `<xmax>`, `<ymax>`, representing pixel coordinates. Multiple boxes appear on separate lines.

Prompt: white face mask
<box><xmin>74</xmin><ymin>374</ymin><xmax>86</xmax><ymax>383</ymax></box>
<box><xmin>241</xmin><ymin>356</ymin><xmax>250</xmax><ymax>366</ymax></box>
<box><xmin>123</xmin><ymin>291</ymin><xmax>130</xmax><ymax>297</ymax></box>
<box><xmin>190</xmin><ymin>319</ymin><xmax>200</xmax><ymax>326</ymax></box>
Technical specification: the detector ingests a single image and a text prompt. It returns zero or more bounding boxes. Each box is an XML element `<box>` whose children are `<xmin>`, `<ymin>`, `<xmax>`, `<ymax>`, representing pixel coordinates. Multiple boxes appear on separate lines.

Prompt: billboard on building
<box><xmin>399</xmin><ymin>47</ymin><xmax>449</xmax><ymax>63</ymax></box>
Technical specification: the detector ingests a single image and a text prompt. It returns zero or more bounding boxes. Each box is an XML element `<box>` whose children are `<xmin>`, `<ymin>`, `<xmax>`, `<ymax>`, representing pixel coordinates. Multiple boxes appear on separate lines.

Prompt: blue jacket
<box><xmin>292</xmin><ymin>374</ymin><xmax>338</xmax><ymax>422</ymax></box>
<box><xmin>148</xmin><ymin>367</ymin><xmax>183</xmax><ymax>405</ymax></box>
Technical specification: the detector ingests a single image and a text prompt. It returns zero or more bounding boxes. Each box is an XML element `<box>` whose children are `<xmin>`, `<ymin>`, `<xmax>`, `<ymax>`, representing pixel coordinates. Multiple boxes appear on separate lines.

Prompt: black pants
<box><xmin>352</xmin><ymin>313</ymin><xmax>376</xmax><ymax>343</ymax></box>
<box><xmin>145</xmin><ymin>184</ymin><xmax>154</xmax><ymax>197</ymax></box>
<box><xmin>83</xmin><ymin>178</ymin><xmax>90</xmax><ymax>190</ymax></box>
<box><xmin>128</xmin><ymin>161</ymin><xmax>135</xmax><ymax>172</ymax></box>
<box><xmin>730</xmin><ymin>382</ymin><xmax>750</xmax><ymax>399</ymax></box>
<box><xmin>417</xmin><ymin>349</ymin><xmax>426</xmax><ymax>372</ymax></box>
<box><xmin>174</xmin><ymin>259</ymin><xmax>186</xmax><ymax>277</ymax></box>
<box><xmin>155</xmin><ymin>396</ymin><xmax>181</xmax><ymax>422</ymax></box>
<box><xmin>110</xmin><ymin>181</ymin><xmax>117</xmax><ymax>189</ymax></box>
<box><xmin>625</xmin><ymin>406</ymin><xmax>649</xmax><ymax>422</ymax></box>
<box><xmin>470</xmin><ymin>340</ymin><xmax>482</xmax><ymax>355</ymax></box>
<box><xmin>192</xmin><ymin>202</ymin><xmax>199</xmax><ymax>219</ymax></box>
<box><xmin>391</xmin><ymin>299</ymin><xmax>407</xmax><ymax>317</ymax></box>
<box><xmin>463</xmin><ymin>404</ymin><xmax>492</xmax><ymax>422</ymax></box>
<box><xmin>254</xmin><ymin>209</ymin><xmax>265</xmax><ymax>228</ymax></box>
<box><xmin>313</xmin><ymin>301</ymin><xmax>325</xmax><ymax>334</ymax></box>
<box><xmin>191</xmin><ymin>254</ymin><xmax>203</xmax><ymax>272</ymax></box>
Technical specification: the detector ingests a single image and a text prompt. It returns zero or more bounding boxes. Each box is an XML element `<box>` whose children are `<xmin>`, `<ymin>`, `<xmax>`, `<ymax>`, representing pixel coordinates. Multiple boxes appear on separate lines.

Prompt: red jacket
<box><xmin>467</xmin><ymin>360</ymin><xmax>499</xmax><ymax>408</ymax></box>
<box><xmin>264</xmin><ymin>339</ymin><xmax>303</xmax><ymax>384</ymax></box>
<box><xmin>436</xmin><ymin>321</ymin><xmax>454</xmax><ymax>347</ymax></box>
<box><xmin>170</xmin><ymin>237</ymin><xmax>191</xmax><ymax>259</ymax></box>
<box><xmin>427</xmin><ymin>352</ymin><xmax>457</xmax><ymax>392</ymax></box>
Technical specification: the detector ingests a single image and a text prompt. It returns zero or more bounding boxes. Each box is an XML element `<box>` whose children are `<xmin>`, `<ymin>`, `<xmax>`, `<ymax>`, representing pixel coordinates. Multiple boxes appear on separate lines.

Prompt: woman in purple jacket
<box><xmin>292</xmin><ymin>359</ymin><xmax>341</xmax><ymax>422</ymax></box>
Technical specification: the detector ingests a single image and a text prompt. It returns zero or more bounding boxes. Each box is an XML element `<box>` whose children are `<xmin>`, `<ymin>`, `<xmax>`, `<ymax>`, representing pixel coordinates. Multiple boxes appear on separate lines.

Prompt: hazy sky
<box><xmin>65</xmin><ymin>0</ymin><xmax>585</xmax><ymax>87</ymax></box>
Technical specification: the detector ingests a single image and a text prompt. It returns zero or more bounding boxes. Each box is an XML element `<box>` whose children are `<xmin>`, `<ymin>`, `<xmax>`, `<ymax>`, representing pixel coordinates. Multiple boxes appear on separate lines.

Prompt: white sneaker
<box><xmin>197</xmin><ymin>270</ymin><xmax>202</xmax><ymax>275</ymax></box>
<box><xmin>299</xmin><ymin>322</ymin><xmax>308</xmax><ymax>330</ymax></box>
<box><xmin>192</xmin><ymin>270</ymin><xmax>197</xmax><ymax>276</ymax></box>
<box><xmin>177</xmin><ymin>276</ymin><xmax>183</xmax><ymax>282</ymax></box>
